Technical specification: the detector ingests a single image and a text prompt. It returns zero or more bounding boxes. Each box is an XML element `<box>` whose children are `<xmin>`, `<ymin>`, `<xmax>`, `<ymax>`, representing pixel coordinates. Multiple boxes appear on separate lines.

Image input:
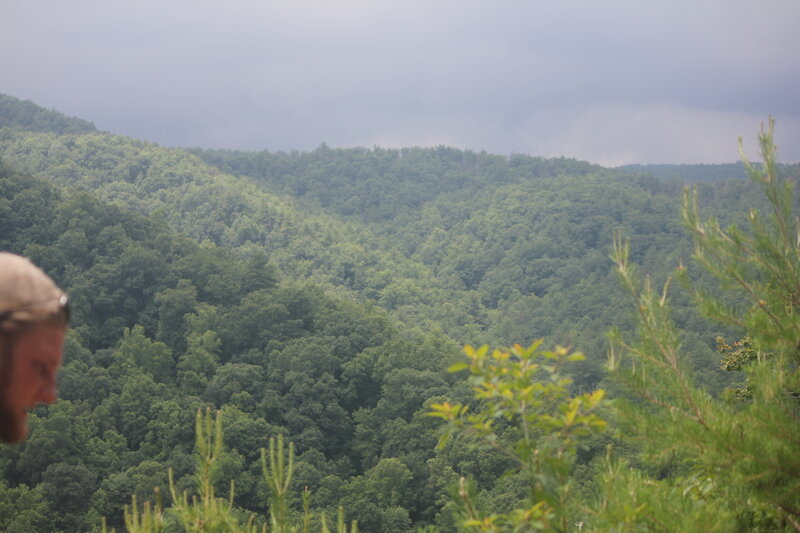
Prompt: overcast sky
<box><xmin>2</xmin><ymin>1</ymin><xmax>799</xmax><ymax>166</ymax></box>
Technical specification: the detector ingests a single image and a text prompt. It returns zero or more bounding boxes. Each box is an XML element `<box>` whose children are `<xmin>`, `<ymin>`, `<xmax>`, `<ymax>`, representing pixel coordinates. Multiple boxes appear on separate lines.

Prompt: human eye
<box><xmin>31</xmin><ymin>361</ymin><xmax>49</xmax><ymax>378</ymax></box>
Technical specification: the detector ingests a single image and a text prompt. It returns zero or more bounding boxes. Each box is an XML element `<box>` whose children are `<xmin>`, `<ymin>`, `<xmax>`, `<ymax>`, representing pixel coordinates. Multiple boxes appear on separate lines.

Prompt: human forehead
<box><xmin>11</xmin><ymin>323</ymin><xmax>66</xmax><ymax>366</ymax></box>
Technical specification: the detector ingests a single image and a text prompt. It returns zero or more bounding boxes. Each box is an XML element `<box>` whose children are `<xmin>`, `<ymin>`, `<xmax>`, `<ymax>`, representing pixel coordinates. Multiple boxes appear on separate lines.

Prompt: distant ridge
<box><xmin>616</xmin><ymin>162</ymin><xmax>750</xmax><ymax>183</ymax></box>
<box><xmin>0</xmin><ymin>93</ymin><xmax>97</xmax><ymax>134</ymax></box>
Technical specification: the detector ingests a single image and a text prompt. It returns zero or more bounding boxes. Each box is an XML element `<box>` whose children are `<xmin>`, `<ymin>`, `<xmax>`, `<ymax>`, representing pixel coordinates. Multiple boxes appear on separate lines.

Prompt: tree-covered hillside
<box><xmin>3</xmin><ymin>94</ymin><xmax>792</xmax><ymax>531</ymax></box>
<box><xmin>0</xmin><ymin>93</ymin><xmax>752</xmax><ymax>386</ymax></box>
<box><xmin>1</xmin><ymin>160</ymin><xmax>476</xmax><ymax>531</ymax></box>
<box><xmin>617</xmin><ymin>162</ymin><xmax>750</xmax><ymax>183</ymax></box>
<box><xmin>188</xmin><ymin>144</ymin><xmax>752</xmax><ymax>387</ymax></box>
<box><xmin>0</xmin><ymin>94</ymin><xmax>97</xmax><ymax>135</ymax></box>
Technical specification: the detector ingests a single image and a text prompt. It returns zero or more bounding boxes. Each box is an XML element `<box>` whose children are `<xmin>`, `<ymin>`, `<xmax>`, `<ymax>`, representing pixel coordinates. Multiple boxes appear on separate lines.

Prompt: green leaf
<box><xmin>447</xmin><ymin>362</ymin><xmax>470</xmax><ymax>373</ymax></box>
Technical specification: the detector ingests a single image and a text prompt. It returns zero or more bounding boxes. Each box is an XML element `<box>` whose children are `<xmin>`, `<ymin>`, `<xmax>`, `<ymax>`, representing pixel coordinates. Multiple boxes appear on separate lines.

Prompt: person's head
<box><xmin>0</xmin><ymin>253</ymin><xmax>69</xmax><ymax>443</ymax></box>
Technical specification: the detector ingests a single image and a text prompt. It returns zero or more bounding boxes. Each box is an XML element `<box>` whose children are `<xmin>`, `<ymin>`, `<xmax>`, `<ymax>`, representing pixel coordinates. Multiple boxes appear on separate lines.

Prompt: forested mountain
<box><xmin>617</xmin><ymin>162</ymin><xmax>750</xmax><ymax>182</ymax></box>
<box><xmin>0</xmin><ymin>159</ymin><xmax>470</xmax><ymax>531</ymax></box>
<box><xmin>0</xmin><ymin>94</ymin><xmax>751</xmax><ymax>387</ymax></box>
<box><xmin>2</xmin><ymin>94</ymin><xmax>795</xmax><ymax>531</ymax></box>
<box><xmin>187</xmin><ymin>145</ymin><xmax>751</xmax><ymax>387</ymax></box>
<box><xmin>0</xmin><ymin>94</ymin><xmax>97</xmax><ymax>135</ymax></box>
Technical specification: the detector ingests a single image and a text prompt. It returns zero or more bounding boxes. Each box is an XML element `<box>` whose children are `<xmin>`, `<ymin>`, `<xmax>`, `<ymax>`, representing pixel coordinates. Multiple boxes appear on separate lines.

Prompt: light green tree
<box><xmin>428</xmin><ymin>120</ymin><xmax>799</xmax><ymax>533</ymax></box>
<box><xmin>429</xmin><ymin>342</ymin><xmax>606</xmax><ymax>532</ymax></box>
<box><xmin>596</xmin><ymin>118</ymin><xmax>800</xmax><ymax>532</ymax></box>
<box><xmin>105</xmin><ymin>409</ymin><xmax>358</xmax><ymax>533</ymax></box>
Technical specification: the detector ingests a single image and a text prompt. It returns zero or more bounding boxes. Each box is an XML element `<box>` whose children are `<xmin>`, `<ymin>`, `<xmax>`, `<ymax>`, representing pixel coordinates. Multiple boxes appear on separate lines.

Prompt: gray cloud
<box><xmin>1</xmin><ymin>0</ymin><xmax>798</xmax><ymax>164</ymax></box>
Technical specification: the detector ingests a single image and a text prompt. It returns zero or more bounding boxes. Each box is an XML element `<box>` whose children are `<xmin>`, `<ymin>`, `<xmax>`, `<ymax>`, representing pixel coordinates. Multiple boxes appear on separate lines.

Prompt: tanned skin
<box><xmin>0</xmin><ymin>323</ymin><xmax>65</xmax><ymax>443</ymax></box>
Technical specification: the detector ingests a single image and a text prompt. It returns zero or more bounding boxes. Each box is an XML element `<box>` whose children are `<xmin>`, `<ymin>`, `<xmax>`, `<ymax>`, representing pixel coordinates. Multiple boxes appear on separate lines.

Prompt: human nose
<box><xmin>37</xmin><ymin>375</ymin><xmax>57</xmax><ymax>405</ymax></box>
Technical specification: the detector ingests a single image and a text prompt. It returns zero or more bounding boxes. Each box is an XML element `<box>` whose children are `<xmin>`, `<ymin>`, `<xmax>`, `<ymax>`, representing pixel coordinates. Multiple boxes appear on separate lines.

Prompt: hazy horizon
<box><xmin>2</xmin><ymin>1</ymin><xmax>799</xmax><ymax>166</ymax></box>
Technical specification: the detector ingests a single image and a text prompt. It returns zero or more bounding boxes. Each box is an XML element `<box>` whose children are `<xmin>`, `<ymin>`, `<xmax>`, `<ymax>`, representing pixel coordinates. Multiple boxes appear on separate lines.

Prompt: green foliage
<box><xmin>717</xmin><ymin>335</ymin><xmax>756</xmax><ymax>400</ymax></box>
<box><xmin>717</xmin><ymin>335</ymin><xmax>756</xmax><ymax>372</ymax></box>
<box><xmin>601</xmin><ymin>119</ymin><xmax>800</xmax><ymax>531</ymax></box>
<box><xmin>3</xmin><ymin>96</ymin><xmax>791</xmax><ymax>532</ymax></box>
<box><xmin>618</xmin><ymin>162</ymin><xmax>750</xmax><ymax>183</ymax></box>
<box><xmin>261</xmin><ymin>434</ymin><xmax>293</xmax><ymax>533</ymax></box>
<box><xmin>588</xmin><ymin>453</ymin><xmax>738</xmax><ymax>532</ymax></box>
<box><xmin>106</xmin><ymin>409</ymin><xmax>360</xmax><ymax>533</ymax></box>
<box><xmin>165</xmin><ymin>409</ymin><xmax>258</xmax><ymax>532</ymax></box>
<box><xmin>430</xmin><ymin>343</ymin><xmax>606</xmax><ymax>532</ymax></box>
<box><xmin>0</xmin><ymin>93</ymin><xmax>97</xmax><ymax>134</ymax></box>
<box><xmin>0</xmin><ymin>480</ymin><xmax>56</xmax><ymax>532</ymax></box>
<box><xmin>0</xmin><ymin>108</ymin><xmax>734</xmax><ymax>375</ymax></box>
<box><xmin>0</xmin><ymin>158</ymin><xmax>460</xmax><ymax>531</ymax></box>
<box><xmin>120</xmin><ymin>493</ymin><xmax>164</xmax><ymax>533</ymax></box>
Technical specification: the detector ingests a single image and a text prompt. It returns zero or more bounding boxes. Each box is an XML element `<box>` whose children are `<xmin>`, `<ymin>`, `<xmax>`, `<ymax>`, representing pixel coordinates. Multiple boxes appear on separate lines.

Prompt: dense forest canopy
<box><xmin>0</xmin><ymin>96</ymin><xmax>756</xmax><ymax>368</ymax></box>
<box><xmin>1</xmin><ymin>93</ymin><xmax>797</xmax><ymax>532</ymax></box>
<box><xmin>617</xmin><ymin>162</ymin><xmax>750</xmax><ymax>183</ymax></box>
<box><xmin>0</xmin><ymin>94</ymin><xmax>97</xmax><ymax>135</ymax></box>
